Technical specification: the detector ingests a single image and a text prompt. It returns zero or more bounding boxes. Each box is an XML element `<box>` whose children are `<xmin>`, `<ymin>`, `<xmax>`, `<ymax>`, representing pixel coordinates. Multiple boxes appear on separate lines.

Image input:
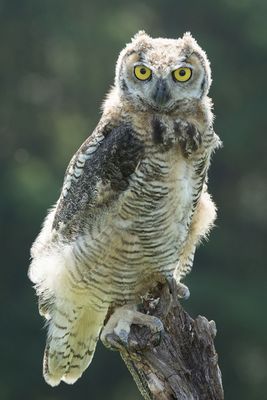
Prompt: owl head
<box><xmin>115</xmin><ymin>31</ymin><xmax>212</xmax><ymax>112</ymax></box>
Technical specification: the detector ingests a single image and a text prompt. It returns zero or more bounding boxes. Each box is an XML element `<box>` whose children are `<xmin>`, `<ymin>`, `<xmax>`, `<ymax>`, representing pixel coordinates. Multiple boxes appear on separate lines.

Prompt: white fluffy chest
<box><xmin>108</xmin><ymin>148</ymin><xmax>195</xmax><ymax>265</ymax></box>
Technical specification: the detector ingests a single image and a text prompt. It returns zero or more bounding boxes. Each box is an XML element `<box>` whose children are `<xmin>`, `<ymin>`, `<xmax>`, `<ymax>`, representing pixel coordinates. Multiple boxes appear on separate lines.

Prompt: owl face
<box><xmin>115</xmin><ymin>31</ymin><xmax>211</xmax><ymax>113</ymax></box>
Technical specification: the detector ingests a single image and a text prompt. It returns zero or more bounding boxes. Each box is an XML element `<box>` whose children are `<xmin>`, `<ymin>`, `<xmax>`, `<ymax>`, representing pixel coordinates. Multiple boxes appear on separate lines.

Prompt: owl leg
<box><xmin>175</xmin><ymin>190</ymin><xmax>217</xmax><ymax>282</ymax></box>
<box><xmin>101</xmin><ymin>304</ymin><xmax>163</xmax><ymax>350</ymax></box>
<box><xmin>175</xmin><ymin>246</ymin><xmax>197</xmax><ymax>281</ymax></box>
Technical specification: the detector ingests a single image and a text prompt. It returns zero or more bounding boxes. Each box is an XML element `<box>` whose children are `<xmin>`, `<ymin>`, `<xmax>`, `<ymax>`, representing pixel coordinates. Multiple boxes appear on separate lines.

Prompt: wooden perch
<box><xmin>105</xmin><ymin>282</ymin><xmax>224</xmax><ymax>400</ymax></box>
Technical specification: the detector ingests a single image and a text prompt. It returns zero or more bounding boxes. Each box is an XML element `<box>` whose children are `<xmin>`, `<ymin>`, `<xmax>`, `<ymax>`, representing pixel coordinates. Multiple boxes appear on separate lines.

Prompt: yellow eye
<box><xmin>134</xmin><ymin>65</ymin><xmax>152</xmax><ymax>81</ymax></box>
<box><xmin>173</xmin><ymin>67</ymin><xmax>192</xmax><ymax>82</ymax></box>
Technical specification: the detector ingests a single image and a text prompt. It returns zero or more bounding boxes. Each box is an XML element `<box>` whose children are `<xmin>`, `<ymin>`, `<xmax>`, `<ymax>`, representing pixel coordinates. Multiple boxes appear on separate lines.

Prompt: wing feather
<box><xmin>52</xmin><ymin>123</ymin><xmax>144</xmax><ymax>235</ymax></box>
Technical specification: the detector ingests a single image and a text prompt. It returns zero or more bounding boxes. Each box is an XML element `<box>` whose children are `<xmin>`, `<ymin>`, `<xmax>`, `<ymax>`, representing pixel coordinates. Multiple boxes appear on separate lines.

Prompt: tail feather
<box><xmin>43</xmin><ymin>306</ymin><xmax>107</xmax><ymax>386</ymax></box>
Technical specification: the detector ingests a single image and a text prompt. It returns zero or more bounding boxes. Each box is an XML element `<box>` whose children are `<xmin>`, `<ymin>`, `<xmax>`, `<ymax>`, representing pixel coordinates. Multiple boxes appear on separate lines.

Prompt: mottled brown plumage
<box><xmin>29</xmin><ymin>31</ymin><xmax>221</xmax><ymax>386</ymax></box>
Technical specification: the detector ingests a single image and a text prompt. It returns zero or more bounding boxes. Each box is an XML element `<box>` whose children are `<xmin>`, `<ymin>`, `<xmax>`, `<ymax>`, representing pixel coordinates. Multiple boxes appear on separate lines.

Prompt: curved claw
<box><xmin>101</xmin><ymin>333</ymin><xmax>126</xmax><ymax>351</ymax></box>
<box><xmin>149</xmin><ymin>315</ymin><xmax>164</xmax><ymax>333</ymax></box>
<box><xmin>116</xmin><ymin>328</ymin><xmax>129</xmax><ymax>345</ymax></box>
<box><xmin>177</xmin><ymin>283</ymin><xmax>190</xmax><ymax>300</ymax></box>
<box><xmin>152</xmin><ymin>327</ymin><xmax>164</xmax><ymax>346</ymax></box>
<box><xmin>166</xmin><ymin>277</ymin><xmax>190</xmax><ymax>300</ymax></box>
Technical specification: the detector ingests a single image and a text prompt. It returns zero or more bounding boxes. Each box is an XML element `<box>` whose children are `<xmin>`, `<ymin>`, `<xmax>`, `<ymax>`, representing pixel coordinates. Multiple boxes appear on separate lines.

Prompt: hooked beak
<box><xmin>152</xmin><ymin>78</ymin><xmax>170</xmax><ymax>106</ymax></box>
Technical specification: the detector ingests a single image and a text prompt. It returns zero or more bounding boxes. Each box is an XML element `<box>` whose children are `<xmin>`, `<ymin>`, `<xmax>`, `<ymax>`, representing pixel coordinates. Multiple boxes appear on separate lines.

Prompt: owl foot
<box><xmin>174</xmin><ymin>120</ymin><xmax>202</xmax><ymax>158</ymax></box>
<box><xmin>167</xmin><ymin>277</ymin><xmax>190</xmax><ymax>300</ymax></box>
<box><xmin>101</xmin><ymin>304</ymin><xmax>164</xmax><ymax>352</ymax></box>
<box><xmin>102</xmin><ymin>332</ymin><xmax>128</xmax><ymax>352</ymax></box>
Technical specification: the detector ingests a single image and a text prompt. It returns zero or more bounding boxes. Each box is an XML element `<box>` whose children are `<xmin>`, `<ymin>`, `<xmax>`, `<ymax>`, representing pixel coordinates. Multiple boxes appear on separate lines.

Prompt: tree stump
<box><xmin>104</xmin><ymin>282</ymin><xmax>224</xmax><ymax>400</ymax></box>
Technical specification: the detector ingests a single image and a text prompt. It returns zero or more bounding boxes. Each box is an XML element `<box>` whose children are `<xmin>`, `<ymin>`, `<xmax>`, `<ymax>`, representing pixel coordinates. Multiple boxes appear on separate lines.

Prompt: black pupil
<box><xmin>179</xmin><ymin>69</ymin><xmax>186</xmax><ymax>76</ymax></box>
<box><xmin>140</xmin><ymin>68</ymin><xmax>147</xmax><ymax>75</ymax></box>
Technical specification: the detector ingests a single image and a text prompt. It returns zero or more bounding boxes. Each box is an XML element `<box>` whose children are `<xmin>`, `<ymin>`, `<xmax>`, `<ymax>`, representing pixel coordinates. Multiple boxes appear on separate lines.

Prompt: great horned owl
<box><xmin>29</xmin><ymin>31</ymin><xmax>221</xmax><ymax>386</ymax></box>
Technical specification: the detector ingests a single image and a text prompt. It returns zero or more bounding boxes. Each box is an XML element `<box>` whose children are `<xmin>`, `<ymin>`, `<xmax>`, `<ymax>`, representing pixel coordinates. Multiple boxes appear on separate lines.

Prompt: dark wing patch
<box><xmin>151</xmin><ymin>116</ymin><xmax>165</xmax><ymax>145</ymax></box>
<box><xmin>53</xmin><ymin>123</ymin><xmax>144</xmax><ymax>235</ymax></box>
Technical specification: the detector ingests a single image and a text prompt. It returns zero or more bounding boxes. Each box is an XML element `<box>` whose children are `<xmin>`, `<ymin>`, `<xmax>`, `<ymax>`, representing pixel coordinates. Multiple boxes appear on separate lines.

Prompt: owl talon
<box><xmin>167</xmin><ymin>277</ymin><xmax>190</xmax><ymax>300</ymax></box>
<box><xmin>101</xmin><ymin>305</ymin><xmax>164</xmax><ymax>353</ymax></box>
<box><xmin>151</xmin><ymin>328</ymin><xmax>164</xmax><ymax>346</ymax></box>
<box><xmin>116</xmin><ymin>328</ymin><xmax>129</xmax><ymax>345</ymax></box>
<box><xmin>102</xmin><ymin>333</ymin><xmax>126</xmax><ymax>351</ymax></box>
<box><xmin>150</xmin><ymin>316</ymin><xmax>164</xmax><ymax>333</ymax></box>
<box><xmin>177</xmin><ymin>283</ymin><xmax>190</xmax><ymax>299</ymax></box>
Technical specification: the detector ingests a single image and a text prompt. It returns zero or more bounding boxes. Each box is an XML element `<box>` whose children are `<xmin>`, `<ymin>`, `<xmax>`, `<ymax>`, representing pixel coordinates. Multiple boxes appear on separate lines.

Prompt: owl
<box><xmin>29</xmin><ymin>31</ymin><xmax>221</xmax><ymax>386</ymax></box>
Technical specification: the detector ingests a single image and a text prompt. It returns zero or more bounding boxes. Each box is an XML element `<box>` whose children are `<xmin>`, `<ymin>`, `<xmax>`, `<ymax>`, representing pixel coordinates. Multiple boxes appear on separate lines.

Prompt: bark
<box><xmin>116</xmin><ymin>283</ymin><xmax>224</xmax><ymax>400</ymax></box>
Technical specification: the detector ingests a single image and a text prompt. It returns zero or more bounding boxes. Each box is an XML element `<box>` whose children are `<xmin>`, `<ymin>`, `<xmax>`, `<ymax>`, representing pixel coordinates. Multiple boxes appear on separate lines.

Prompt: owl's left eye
<box><xmin>172</xmin><ymin>67</ymin><xmax>192</xmax><ymax>82</ymax></box>
<box><xmin>134</xmin><ymin>65</ymin><xmax>152</xmax><ymax>81</ymax></box>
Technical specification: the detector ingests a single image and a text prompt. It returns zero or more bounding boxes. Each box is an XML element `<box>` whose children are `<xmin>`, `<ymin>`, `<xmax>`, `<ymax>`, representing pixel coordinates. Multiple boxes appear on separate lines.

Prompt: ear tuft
<box><xmin>132</xmin><ymin>30</ymin><xmax>150</xmax><ymax>42</ymax></box>
<box><xmin>182</xmin><ymin>31</ymin><xmax>198</xmax><ymax>47</ymax></box>
<box><xmin>181</xmin><ymin>32</ymin><xmax>212</xmax><ymax>96</ymax></box>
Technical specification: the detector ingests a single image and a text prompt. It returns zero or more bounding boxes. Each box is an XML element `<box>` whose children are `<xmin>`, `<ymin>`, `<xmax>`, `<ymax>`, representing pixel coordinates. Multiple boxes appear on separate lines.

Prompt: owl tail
<box><xmin>43</xmin><ymin>305</ymin><xmax>107</xmax><ymax>386</ymax></box>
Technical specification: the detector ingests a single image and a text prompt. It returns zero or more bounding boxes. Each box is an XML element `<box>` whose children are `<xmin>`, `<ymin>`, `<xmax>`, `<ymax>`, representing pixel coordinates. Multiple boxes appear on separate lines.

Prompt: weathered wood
<box><xmin>110</xmin><ymin>283</ymin><xmax>224</xmax><ymax>400</ymax></box>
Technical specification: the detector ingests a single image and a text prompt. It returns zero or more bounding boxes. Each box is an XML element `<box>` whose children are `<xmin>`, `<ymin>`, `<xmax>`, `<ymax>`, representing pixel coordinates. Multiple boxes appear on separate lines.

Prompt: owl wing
<box><xmin>52</xmin><ymin>122</ymin><xmax>145</xmax><ymax>235</ymax></box>
<box><xmin>30</xmin><ymin>122</ymin><xmax>145</xmax><ymax>386</ymax></box>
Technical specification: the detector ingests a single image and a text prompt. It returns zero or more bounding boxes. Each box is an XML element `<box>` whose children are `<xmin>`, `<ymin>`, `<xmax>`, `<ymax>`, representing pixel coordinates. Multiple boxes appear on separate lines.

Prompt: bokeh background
<box><xmin>1</xmin><ymin>0</ymin><xmax>267</xmax><ymax>399</ymax></box>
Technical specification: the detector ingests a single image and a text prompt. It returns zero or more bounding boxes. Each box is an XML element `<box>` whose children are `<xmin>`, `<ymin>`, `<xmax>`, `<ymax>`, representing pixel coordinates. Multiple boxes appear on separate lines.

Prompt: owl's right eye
<box><xmin>134</xmin><ymin>65</ymin><xmax>152</xmax><ymax>81</ymax></box>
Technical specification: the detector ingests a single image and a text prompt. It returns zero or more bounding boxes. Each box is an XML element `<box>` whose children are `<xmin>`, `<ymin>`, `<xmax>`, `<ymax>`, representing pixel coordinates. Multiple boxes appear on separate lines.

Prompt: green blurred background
<box><xmin>1</xmin><ymin>0</ymin><xmax>267</xmax><ymax>399</ymax></box>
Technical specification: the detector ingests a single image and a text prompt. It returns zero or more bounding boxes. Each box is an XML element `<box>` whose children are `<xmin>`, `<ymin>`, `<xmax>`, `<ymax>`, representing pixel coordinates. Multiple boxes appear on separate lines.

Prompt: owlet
<box><xmin>29</xmin><ymin>31</ymin><xmax>221</xmax><ymax>386</ymax></box>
